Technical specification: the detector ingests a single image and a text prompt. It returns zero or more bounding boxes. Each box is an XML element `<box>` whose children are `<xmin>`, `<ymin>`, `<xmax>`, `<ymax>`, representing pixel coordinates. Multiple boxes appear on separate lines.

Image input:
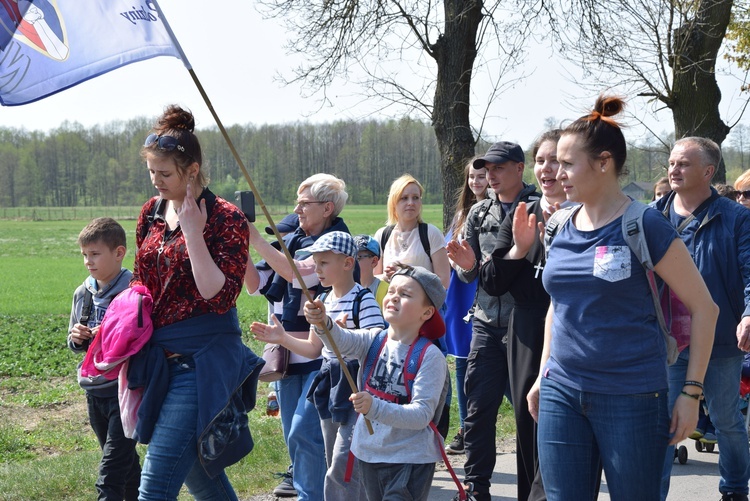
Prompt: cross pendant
<box><xmin>534</xmin><ymin>262</ymin><xmax>544</xmax><ymax>279</ymax></box>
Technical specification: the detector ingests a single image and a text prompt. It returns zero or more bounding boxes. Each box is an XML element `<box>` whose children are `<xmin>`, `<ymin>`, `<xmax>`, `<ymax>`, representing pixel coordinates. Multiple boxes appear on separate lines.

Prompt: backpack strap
<box><xmin>620</xmin><ymin>200</ymin><xmax>678</xmax><ymax>364</ymax></box>
<box><xmin>379</xmin><ymin>225</ymin><xmax>395</xmax><ymax>254</ymax></box>
<box><xmin>362</xmin><ymin>331</ymin><xmax>389</xmax><ymax>390</ymax></box>
<box><xmin>418</xmin><ymin>222</ymin><xmax>432</xmax><ymax>263</ymax></box>
<box><xmin>351</xmin><ymin>287</ymin><xmax>370</xmax><ymax>329</ymax></box>
<box><xmin>380</xmin><ymin>223</ymin><xmax>433</xmax><ymax>263</ymax></box>
<box><xmin>141</xmin><ymin>197</ymin><xmax>167</xmax><ymax>242</ymax></box>
<box><xmin>543</xmin><ymin>205</ymin><xmax>580</xmax><ymax>259</ymax></box>
<box><xmin>79</xmin><ymin>288</ymin><xmax>94</xmax><ymax>326</ymax></box>
<box><xmin>402</xmin><ymin>336</ymin><xmax>431</xmax><ymax>402</ymax></box>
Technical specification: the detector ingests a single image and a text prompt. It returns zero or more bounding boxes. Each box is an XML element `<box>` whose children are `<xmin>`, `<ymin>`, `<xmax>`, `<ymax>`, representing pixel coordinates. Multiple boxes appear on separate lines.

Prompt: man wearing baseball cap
<box><xmin>447</xmin><ymin>141</ymin><xmax>541</xmax><ymax>501</ymax></box>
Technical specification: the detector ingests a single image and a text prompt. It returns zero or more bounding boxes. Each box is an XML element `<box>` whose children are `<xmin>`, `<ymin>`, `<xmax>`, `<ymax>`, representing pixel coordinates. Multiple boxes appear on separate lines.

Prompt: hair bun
<box><xmin>594</xmin><ymin>95</ymin><xmax>625</xmax><ymax>119</ymax></box>
<box><xmin>156</xmin><ymin>104</ymin><xmax>195</xmax><ymax>133</ymax></box>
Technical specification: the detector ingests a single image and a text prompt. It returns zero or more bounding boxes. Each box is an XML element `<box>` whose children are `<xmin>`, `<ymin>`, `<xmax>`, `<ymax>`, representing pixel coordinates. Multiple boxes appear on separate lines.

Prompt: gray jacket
<box><xmin>457</xmin><ymin>184</ymin><xmax>540</xmax><ymax>328</ymax></box>
<box><xmin>67</xmin><ymin>268</ymin><xmax>132</xmax><ymax>396</ymax></box>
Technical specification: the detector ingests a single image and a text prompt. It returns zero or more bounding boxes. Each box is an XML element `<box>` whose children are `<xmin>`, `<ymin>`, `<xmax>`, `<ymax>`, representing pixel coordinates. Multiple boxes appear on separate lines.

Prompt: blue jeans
<box><xmin>139</xmin><ymin>357</ymin><xmax>237</xmax><ymax>501</ymax></box>
<box><xmin>661</xmin><ymin>351</ymin><xmax>750</xmax><ymax>499</ymax></box>
<box><xmin>538</xmin><ymin>377</ymin><xmax>669</xmax><ymax>501</ymax></box>
<box><xmin>277</xmin><ymin>372</ymin><xmax>326</xmax><ymax>501</ymax></box>
<box><xmin>455</xmin><ymin>356</ymin><xmax>468</xmax><ymax>429</ymax></box>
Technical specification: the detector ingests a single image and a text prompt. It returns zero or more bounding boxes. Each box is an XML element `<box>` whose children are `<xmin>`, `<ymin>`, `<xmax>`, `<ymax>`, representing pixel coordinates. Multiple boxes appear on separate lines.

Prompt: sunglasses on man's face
<box><xmin>735</xmin><ymin>190</ymin><xmax>750</xmax><ymax>200</ymax></box>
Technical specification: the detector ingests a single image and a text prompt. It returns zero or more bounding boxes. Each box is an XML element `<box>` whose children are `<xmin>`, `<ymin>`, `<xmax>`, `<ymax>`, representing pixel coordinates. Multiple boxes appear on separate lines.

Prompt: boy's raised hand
<box><xmin>250</xmin><ymin>316</ymin><xmax>285</xmax><ymax>344</ymax></box>
<box><xmin>304</xmin><ymin>299</ymin><xmax>328</xmax><ymax>328</ymax></box>
<box><xmin>350</xmin><ymin>391</ymin><xmax>373</xmax><ymax>415</ymax></box>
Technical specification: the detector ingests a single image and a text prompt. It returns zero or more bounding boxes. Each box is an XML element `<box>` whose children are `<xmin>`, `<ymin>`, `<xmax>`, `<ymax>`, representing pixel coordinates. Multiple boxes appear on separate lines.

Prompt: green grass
<box><xmin>0</xmin><ymin>206</ymin><xmax>514</xmax><ymax>500</ymax></box>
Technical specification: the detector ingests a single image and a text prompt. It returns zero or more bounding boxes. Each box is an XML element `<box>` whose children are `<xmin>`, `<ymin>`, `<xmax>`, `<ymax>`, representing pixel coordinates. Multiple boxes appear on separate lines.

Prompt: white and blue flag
<box><xmin>0</xmin><ymin>0</ymin><xmax>180</xmax><ymax>106</ymax></box>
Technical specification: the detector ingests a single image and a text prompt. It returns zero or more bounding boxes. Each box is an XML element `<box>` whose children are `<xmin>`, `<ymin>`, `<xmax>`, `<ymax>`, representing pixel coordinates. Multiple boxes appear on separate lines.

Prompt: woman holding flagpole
<box><xmin>131</xmin><ymin>104</ymin><xmax>262</xmax><ymax>500</ymax></box>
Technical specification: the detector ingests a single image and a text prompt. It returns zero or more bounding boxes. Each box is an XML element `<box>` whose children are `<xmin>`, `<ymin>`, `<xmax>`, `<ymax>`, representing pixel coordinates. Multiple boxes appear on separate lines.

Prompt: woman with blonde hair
<box><xmin>734</xmin><ymin>169</ymin><xmax>750</xmax><ymax>209</ymax></box>
<box><xmin>374</xmin><ymin>174</ymin><xmax>451</xmax><ymax>289</ymax></box>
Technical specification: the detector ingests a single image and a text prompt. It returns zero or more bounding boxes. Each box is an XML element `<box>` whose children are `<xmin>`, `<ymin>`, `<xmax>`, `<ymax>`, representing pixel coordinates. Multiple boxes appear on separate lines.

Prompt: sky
<box><xmin>0</xmin><ymin>0</ymin><xmax>748</xmax><ymax>150</ymax></box>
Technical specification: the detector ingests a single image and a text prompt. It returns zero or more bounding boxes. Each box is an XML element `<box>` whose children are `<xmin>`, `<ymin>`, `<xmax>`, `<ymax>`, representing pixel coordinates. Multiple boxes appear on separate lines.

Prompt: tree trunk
<box><xmin>432</xmin><ymin>0</ymin><xmax>483</xmax><ymax>231</ymax></box>
<box><xmin>670</xmin><ymin>0</ymin><xmax>733</xmax><ymax>182</ymax></box>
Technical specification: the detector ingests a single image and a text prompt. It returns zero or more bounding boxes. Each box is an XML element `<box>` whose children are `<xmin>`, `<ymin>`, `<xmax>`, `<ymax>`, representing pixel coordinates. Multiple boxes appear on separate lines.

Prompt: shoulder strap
<box><xmin>662</xmin><ymin>192</ymin><xmax>720</xmax><ymax>232</ymax></box>
<box><xmin>352</xmin><ymin>287</ymin><xmax>370</xmax><ymax>329</ymax></box>
<box><xmin>79</xmin><ymin>288</ymin><xmax>94</xmax><ymax>325</ymax></box>
<box><xmin>621</xmin><ymin>201</ymin><xmax>653</xmax><ymax>269</ymax></box>
<box><xmin>379</xmin><ymin>225</ymin><xmax>395</xmax><ymax>253</ymax></box>
<box><xmin>141</xmin><ymin>197</ymin><xmax>166</xmax><ymax>241</ymax></box>
<box><xmin>620</xmin><ymin>201</ymin><xmax>678</xmax><ymax>364</ymax></box>
<box><xmin>544</xmin><ymin>205</ymin><xmax>579</xmax><ymax>259</ymax></box>
<box><xmin>402</xmin><ymin>336</ymin><xmax>432</xmax><ymax>402</ymax></box>
<box><xmin>418</xmin><ymin>222</ymin><xmax>432</xmax><ymax>263</ymax></box>
<box><xmin>473</xmin><ymin>198</ymin><xmax>493</xmax><ymax>233</ymax></box>
<box><xmin>362</xmin><ymin>331</ymin><xmax>388</xmax><ymax>389</ymax></box>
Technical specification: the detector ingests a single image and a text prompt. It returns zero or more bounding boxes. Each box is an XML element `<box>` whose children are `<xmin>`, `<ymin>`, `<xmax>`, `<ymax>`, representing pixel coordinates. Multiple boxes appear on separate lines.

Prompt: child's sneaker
<box><xmin>689</xmin><ymin>427</ymin><xmax>705</xmax><ymax>440</ymax></box>
<box><xmin>700</xmin><ymin>432</ymin><xmax>718</xmax><ymax>444</ymax></box>
<box><xmin>446</xmin><ymin>429</ymin><xmax>464</xmax><ymax>454</ymax></box>
<box><xmin>272</xmin><ymin>466</ymin><xmax>297</xmax><ymax>497</ymax></box>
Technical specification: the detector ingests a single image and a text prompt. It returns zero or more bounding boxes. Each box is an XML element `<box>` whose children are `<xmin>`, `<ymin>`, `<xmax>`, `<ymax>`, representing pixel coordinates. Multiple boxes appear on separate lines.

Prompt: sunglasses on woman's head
<box><xmin>144</xmin><ymin>133</ymin><xmax>188</xmax><ymax>154</ymax></box>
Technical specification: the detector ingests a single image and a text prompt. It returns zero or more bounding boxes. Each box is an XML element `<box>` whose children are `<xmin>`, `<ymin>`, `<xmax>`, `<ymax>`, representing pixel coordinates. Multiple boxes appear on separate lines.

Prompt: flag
<box><xmin>0</xmin><ymin>0</ymin><xmax>180</xmax><ymax>106</ymax></box>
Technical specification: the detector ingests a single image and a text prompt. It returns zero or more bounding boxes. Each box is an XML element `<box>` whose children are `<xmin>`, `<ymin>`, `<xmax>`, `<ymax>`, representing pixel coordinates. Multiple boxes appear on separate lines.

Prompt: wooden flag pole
<box><xmin>151</xmin><ymin>0</ymin><xmax>374</xmax><ymax>434</ymax></box>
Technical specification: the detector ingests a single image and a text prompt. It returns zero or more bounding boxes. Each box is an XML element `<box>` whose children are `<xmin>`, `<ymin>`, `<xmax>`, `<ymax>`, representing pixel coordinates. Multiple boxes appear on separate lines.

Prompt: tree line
<box><xmin>0</xmin><ymin>118</ymin><xmax>747</xmax><ymax>210</ymax></box>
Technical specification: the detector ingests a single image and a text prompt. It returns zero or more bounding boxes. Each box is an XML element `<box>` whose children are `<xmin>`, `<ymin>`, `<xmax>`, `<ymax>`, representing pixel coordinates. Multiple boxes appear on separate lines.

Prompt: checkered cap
<box><xmin>306</xmin><ymin>231</ymin><xmax>357</xmax><ymax>257</ymax></box>
<box><xmin>353</xmin><ymin>234</ymin><xmax>381</xmax><ymax>258</ymax></box>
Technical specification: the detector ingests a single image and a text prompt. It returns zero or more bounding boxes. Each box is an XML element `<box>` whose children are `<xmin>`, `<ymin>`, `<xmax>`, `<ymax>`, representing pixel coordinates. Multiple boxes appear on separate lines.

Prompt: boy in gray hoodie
<box><xmin>303</xmin><ymin>263</ymin><xmax>448</xmax><ymax>501</ymax></box>
<box><xmin>67</xmin><ymin>217</ymin><xmax>140</xmax><ymax>501</ymax></box>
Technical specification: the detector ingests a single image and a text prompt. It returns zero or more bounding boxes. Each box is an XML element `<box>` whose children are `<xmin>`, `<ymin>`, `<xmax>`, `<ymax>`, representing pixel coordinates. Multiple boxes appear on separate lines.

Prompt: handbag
<box><xmin>258</xmin><ymin>343</ymin><xmax>290</xmax><ymax>382</ymax></box>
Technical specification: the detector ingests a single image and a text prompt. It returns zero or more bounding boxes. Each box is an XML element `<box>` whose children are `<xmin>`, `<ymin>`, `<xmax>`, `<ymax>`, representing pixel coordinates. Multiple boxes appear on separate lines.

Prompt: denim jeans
<box><xmin>454</xmin><ymin>356</ymin><xmax>468</xmax><ymax>429</ymax></box>
<box><xmin>661</xmin><ymin>351</ymin><xmax>750</xmax><ymax>499</ymax></box>
<box><xmin>320</xmin><ymin>409</ymin><xmax>365</xmax><ymax>499</ymax></box>
<box><xmin>139</xmin><ymin>357</ymin><xmax>238</xmax><ymax>501</ymax></box>
<box><xmin>277</xmin><ymin>372</ymin><xmax>326</xmax><ymax>501</ymax></box>
<box><xmin>87</xmin><ymin>393</ymin><xmax>141</xmax><ymax>501</ymax></box>
<box><xmin>538</xmin><ymin>377</ymin><xmax>669</xmax><ymax>501</ymax></box>
<box><xmin>359</xmin><ymin>460</ymin><xmax>434</xmax><ymax>501</ymax></box>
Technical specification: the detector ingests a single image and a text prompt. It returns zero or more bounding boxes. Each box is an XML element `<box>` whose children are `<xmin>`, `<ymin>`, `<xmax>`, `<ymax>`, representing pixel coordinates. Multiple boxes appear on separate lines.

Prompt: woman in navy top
<box><xmin>525</xmin><ymin>96</ymin><xmax>718</xmax><ymax>501</ymax></box>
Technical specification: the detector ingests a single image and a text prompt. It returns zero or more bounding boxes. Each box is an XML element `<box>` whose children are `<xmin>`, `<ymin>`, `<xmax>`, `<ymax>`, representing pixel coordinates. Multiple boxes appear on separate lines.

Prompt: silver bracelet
<box><xmin>458</xmin><ymin>259</ymin><xmax>477</xmax><ymax>274</ymax></box>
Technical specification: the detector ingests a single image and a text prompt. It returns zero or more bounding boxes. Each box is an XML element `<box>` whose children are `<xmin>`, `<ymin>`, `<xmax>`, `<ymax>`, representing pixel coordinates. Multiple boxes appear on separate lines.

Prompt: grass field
<box><xmin>0</xmin><ymin>205</ymin><xmax>514</xmax><ymax>500</ymax></box>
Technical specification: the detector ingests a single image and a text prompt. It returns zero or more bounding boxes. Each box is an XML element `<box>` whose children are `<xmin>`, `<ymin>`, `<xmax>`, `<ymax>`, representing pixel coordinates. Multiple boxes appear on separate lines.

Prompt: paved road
<box><xmin>430</xmin><ymin>439</ymin><xmax>721</xmax><ymax>500</ymax></box>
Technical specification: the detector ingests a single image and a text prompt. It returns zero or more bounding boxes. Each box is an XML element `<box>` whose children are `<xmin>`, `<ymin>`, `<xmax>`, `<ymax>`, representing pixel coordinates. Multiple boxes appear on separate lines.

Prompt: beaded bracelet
<box><xmin>680</xmin><ymin>390</ymin><xmax>702</xmax><ymax>401</ymax></box>
<box><xmin>683</xmin><ymin>380</ymin><xmax>704</xmax><ymax>391</ymax></box>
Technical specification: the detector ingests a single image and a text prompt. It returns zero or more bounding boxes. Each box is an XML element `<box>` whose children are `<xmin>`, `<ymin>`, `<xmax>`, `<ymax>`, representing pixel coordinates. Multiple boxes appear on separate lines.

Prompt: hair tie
<box><xmin>586</xmin><ymin>110</ymin><xmax>619</xmax><ymax>128</ymax></box>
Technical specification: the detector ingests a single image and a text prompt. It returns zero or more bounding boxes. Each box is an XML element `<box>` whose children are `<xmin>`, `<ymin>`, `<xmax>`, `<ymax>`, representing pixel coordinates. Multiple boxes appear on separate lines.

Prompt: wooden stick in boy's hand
<box><xmin>304</xmin><ymin>298</ymin><xmax>375</xmax><ymax>435</ymax></box>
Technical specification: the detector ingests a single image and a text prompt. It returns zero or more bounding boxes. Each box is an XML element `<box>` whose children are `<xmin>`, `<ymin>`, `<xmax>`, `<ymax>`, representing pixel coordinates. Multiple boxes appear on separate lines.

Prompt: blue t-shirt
<box><xmin>542</xmin><ymin>208</ymin><xmax>677</xmax><ymax>394</ymax></box>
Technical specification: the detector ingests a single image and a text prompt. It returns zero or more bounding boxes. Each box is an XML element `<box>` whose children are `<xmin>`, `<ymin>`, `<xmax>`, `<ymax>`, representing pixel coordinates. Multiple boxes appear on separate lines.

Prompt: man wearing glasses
<box><xmin>247</xmin><ymin>173</ymin><xmax>353</xmax><ymax>501</ymax></box>
<box><xmin>657</xmin><ymin>137</ymin><xmax>750</xmax><ymax>501</ymax></box>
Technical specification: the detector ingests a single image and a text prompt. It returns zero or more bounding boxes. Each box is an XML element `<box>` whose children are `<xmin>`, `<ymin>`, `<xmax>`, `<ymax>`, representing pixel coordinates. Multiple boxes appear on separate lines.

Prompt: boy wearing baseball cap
<box><xmin>353</xmin><ymin>234</ymin><xmax>389</xmax><ymax>310</ymax></box>
<box><xmin>304</xmin><ymin>263</ymin><xmax>449</xmax><ymax>501</ymax></box>
<box><xmin>251</xmin><ymin>231</ymin><xmax>384</xmax><ymax>499</ymax></box>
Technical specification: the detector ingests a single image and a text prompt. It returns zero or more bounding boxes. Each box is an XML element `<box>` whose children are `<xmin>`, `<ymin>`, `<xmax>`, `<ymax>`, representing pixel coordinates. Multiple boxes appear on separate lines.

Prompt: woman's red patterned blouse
<box><xmin>132</xmin><ymin>190</ymin><xmax>249</xmax><ymax>329</ymax></box>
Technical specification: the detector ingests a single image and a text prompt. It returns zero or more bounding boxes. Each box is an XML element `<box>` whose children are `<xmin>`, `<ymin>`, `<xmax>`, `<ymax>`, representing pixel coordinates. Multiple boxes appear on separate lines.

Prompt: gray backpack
<box><xmin>544</xmin><ymin>200</ymin><xmax>680</xmax><ymax>365</ymax></box>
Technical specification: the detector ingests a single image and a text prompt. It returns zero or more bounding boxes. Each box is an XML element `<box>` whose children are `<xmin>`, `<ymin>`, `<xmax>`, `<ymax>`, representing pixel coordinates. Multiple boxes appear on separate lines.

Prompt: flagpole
<box><xmin>151</xmin><ymin>0</ymin><xmax>374</xmax><ymax>434</ymax></box>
